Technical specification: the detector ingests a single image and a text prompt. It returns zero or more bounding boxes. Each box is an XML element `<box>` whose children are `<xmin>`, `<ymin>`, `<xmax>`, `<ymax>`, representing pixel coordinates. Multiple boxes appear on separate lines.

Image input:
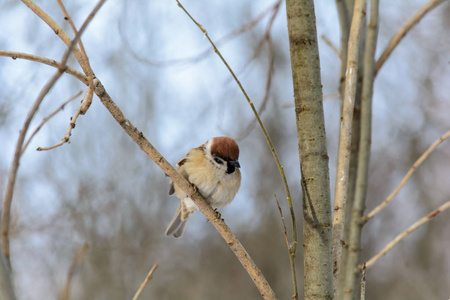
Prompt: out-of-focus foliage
<box><xmin>0</xmin><ymin>1</ymin><xmax>449</xmax><ymax>299</ymax></box>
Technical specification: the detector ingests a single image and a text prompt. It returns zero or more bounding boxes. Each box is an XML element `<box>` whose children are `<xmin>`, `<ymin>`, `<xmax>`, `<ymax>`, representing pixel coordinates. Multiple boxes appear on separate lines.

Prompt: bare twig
<box><xmin>58</xmin><ymin>243</ymin><xmax>89</xmax><ymax>300</ymax></box>
<box><xmin>332</xmin><ymin>0</ymin><xmax>366</xmax><ymax>294</ymax></box>
<box><xmin>274</xmin><ymin>195</ymin><xmax>298</xmax><ymax>300</ymax></box>
<box><xmin>93</xmin><ymin>78</ymin><xmax>278</xmax><ymax>300</ymax></box>
<box><xmin>375</xmin><ymin>0</ymin><xmax>445</xmax><ymax>73</ymax></box>
<box><xmin>132</xmin><ymin>264</ymin><xmax>158</xmax><ymax>300</ymax></box>
<box><xmin>363</xmin><ymin>130</ymin><xmax>450</xmax><ymax>223</ymax></box>
<box><xmin>37</xmin><ymin>88</ymin><xmax>87</xmax><ymax>151</ymax></box>
<box><xmin>364</xmin><ymin>201</ymin><xmax>450</xmax><ymax>269</ymax></box>
<box><xmin>321</xmin><ymin>34</ymin><xmax>341</xmax><ymax>58</ymax></box>
<box><xmin>0</xmin><ymin>51</ymin><xmax>88</xmax><ymax>84</ymax></box>
<box><xmin>21</xmin><ymin>91</ymin><xmax>81</xmax><ymax>154</ymax></box>
<box><xmin>36</xmin><ymin>107</ymin><xmax>81</xmax><ymax>151</ymax></box>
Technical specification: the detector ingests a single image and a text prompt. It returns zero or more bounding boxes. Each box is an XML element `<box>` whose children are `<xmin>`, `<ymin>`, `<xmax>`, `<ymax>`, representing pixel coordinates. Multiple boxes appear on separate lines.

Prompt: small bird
<box><xmin>165</xmin><ymin>136</ymin><xmax>241</xmax><ymax>238</ymax></box>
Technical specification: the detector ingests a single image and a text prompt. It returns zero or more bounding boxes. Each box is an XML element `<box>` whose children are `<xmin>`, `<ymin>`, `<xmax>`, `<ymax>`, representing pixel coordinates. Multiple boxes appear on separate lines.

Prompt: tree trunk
<box><xmin>285</xmin><ymin>1</ymin><xmax>333</xmax><ymax>299</ymax></box>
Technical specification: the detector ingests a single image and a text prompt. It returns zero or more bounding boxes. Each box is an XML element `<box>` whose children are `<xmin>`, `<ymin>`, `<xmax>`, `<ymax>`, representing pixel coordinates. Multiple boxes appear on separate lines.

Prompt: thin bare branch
<box><xmin>375</xmin><ymin>0</ymin><xmax>445</xmax><ymax>73</ymax></box>
<box><xmin>363</xmin><ymin>130</ymin><xmax>450</xmax><ymax>223</ymax></box>
<box><xmin>321</xmin><ymin>34</ymin><xmax>341</xmax><ymax>58</ymax></box>
<box><xmin>37</xmin><ymin>88</ymin><xmax>87</xmax><ymax>151</ymax></box>
<box><xmin>364</xmin><ymin>201</ymin><xmax>450</xmax><ymax>269</ymax></box>
<box><xmin>0</xmin><ymin>51</ymin><xmax>88</xmax><ymax>84</ymax></box>
<box><xmin>58</xmin><ymin>243</ymin><xmax>89</xmax><ymax>300</ymax></box>
<box><xmin>21</xmin><ymin>91</ymin><xmax>81</xmax><ymax>154</ymax></box>
<box><xmin>132</xmin><ymin>264</ymin><xmax>158</xmax><ymax>300</ymax></box>
<box><xmin>93</xmin><ymin>78</ymin><xmax>278</xmax><ymax>300</ymax></box>
<box><xmin>332</xmin><ymin>0</ymin><xmax>366</xmax><ymax>294</ymax></box>
<box><xmin>274</xmin><ymin>195</ymin><xmax>298</xmax><ymax>300</ymax></box>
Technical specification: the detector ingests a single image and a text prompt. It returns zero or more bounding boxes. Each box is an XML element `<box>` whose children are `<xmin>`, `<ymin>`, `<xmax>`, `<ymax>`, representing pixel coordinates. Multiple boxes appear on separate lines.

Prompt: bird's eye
<box><xmin>214</xmin><ymin>157</ymin><xmax>223</xmax><ymax>165</ymax></box>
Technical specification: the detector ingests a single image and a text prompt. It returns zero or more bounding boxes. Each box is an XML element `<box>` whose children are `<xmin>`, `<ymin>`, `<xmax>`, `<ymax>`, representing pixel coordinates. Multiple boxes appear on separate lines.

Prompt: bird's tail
<box><xmin>165</xmin><ymin>206</ymin><xmax>188</xmax><ymax>238</ymax></box>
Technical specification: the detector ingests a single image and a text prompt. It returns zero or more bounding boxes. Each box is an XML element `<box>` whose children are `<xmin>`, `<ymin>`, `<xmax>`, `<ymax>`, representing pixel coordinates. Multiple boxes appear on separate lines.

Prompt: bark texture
<box><xmin>285</xmin><ymin>1</ymin><xmax>333</xmax><ymax>299</ymax></box>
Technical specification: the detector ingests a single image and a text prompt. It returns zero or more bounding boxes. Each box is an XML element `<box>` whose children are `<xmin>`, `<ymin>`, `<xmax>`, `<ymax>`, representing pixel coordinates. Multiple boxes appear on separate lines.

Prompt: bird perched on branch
<box><xmin>165</xmin><ymin>136</ymin><xmax>241</xmax><ymax>238</ymax></box>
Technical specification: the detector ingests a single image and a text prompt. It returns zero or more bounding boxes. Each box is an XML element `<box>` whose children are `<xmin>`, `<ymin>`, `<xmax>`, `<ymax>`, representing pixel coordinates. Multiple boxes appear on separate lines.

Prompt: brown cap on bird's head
<box><xmin>210</xmin><ymin>137</ymin><xmax>239</xmax><ymax>161</ymax></box>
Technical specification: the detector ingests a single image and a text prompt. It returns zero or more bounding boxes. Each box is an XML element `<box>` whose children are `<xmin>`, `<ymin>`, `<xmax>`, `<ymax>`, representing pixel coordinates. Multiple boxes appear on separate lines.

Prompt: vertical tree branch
<box><xmin>285</xmin><ymin>0</ymin><xmax>333</xmax><ymax>299</ymax></box>
<box><xmin>335</xmin><ymin>0</ymin><xmax>350</xmax><ymax>98</ymax></box>
<box><xmin>332</xmin><ymin>0</ymin><xmax>366</xmax><ymax>295</ymax></box>
<box><xmin>340</xmin><ymin>1</ymin><xmax>379</xmax><ymax>299</ymax></box>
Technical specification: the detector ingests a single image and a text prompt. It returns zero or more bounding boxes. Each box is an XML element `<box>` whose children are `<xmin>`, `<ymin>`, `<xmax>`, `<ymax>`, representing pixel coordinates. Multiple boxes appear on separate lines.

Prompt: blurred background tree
<box><xmin>0</xmin><ymin>1</ymin><xmax>449</xmax><ymax>299</ymax></box>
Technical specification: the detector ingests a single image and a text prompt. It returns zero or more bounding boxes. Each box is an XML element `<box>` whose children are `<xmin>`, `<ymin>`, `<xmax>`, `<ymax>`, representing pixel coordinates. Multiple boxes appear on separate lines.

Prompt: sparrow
<box><xmin>165</xmin><ymin>136</ymin><xmax>241</xmax><ymax>238</ymax></box>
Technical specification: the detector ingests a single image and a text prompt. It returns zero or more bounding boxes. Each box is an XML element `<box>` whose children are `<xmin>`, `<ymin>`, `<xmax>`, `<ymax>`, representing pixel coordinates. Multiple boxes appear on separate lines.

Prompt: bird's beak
<box><xmin>229</xmin><ymin>160</ymin><xmax>240</xmax><ymax>168</ymax></box>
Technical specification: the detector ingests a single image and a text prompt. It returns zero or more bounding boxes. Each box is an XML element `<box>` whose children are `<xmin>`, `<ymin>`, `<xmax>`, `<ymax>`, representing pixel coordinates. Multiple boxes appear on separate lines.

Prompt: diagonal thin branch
<box><xmin>363</xmin><ymin>200</ymin><xmax>450</xmax><ymax>269</ymax></box>
<box><xmin>363</xmin><ymin>130</ymin><xmax>450</xmax><ymax>223</ymax></box>
<box><xmin>93</xmin><ymin>78</ymin><xmax>278</xmax><ymax>300</ymax></box>
<box><xmin>132</xmin><ymin>264</ymin><xmax>158</xmax><ymax>300</ymax></box>
<box><xmin>321</xmin><ymin>34</ymin><xmax>341</xmax><ymax>58</ymax></box>
<box><xmin>375</xmin><ymin>0</ymin><xmax>445</xmax><ymax>73</ymax></box>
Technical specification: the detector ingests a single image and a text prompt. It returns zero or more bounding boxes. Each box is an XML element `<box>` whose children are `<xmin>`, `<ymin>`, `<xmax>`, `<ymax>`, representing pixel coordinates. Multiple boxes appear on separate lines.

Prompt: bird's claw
<box><xmin>214</xmin><ymin>208</ymin><xmax>222</xmax><ymax>220</ymax></box>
